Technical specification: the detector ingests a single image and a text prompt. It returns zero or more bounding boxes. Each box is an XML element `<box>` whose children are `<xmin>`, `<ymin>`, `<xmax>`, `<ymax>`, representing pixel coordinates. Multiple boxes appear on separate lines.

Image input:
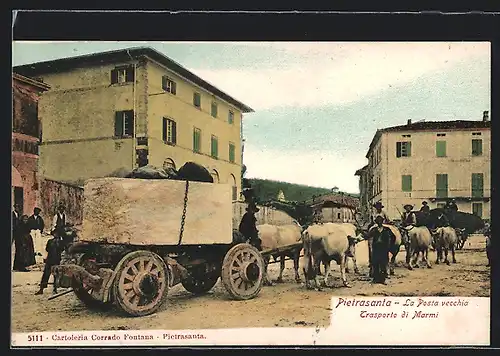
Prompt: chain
<box><xmin>178</xmin><ymin>180</ymin><xmax>189</xmax><ymax>245</ymax></box>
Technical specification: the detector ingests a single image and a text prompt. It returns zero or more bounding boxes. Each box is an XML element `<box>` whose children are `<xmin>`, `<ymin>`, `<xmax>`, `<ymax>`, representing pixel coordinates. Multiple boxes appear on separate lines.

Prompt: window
<box><xmin>402</xmin><ymin>175</ymin><xmax>412</xmax><ymax>192</ymax></box>
<box><xmin>229</xmin><ymin>143</ymin><xmax>236</xmax><ymax>163</ymax></box>
<box><xmin>472</xmin><ymin>203</ymin><xmax>483</xmax><ymax>218</ymax></box>
<box><xmin>111</xmin><ymin>66</ymin><xmax>134</xmax><ymax>84</ymax></box>
<box><xmin>471</xmin><ymin>173</ymin><xmax>484</xmax><ymax>198</ymax></box>
<box><xmin>211</xmin><ymin>102</ymin><xmax>218</xmax><ymax>118</ymax></box>
<box><xmin>193</xmin><ymin>128</ymin><xmax>201</xmax><ymax>153</ymax></box>
<box><xmin>228</xmin><ymin>110</ymin><xmax>234</xmax><ymax>124</ymax></box>
<box><xmin>436</xmin><ymin>141</ymin><xmax>446</xmax><ymax>157</ymax></box>
<box><xmin>337</xmin><ymin>213</ymin><xmax>341</xmax><ymax>219</ymax></box>
<box><xmin>211</xmin><ymin>135</ymin><xmax>218</xmax><ymax>158</ymax></box>
<box><xmin>472</xmin><ymin>132</ymin><xmax>482</xmax><ymax>136</ymax></box>
<box><xmin>162</xmin><ymin>118</ymin><xmax>177</xmax><ymax>145</ymax></box>
<box><xmin>437</xmin><ymin>133</ymin><xmax>446</xmax><ymax>137</ymax></box>
<box><xmin>396</xmin><ymin>141</ymin><xmax>411</xmax><ymax>157</ymax></box>
<box><xmin>230</xmin><ymin>174</ymin><xmax>237</xmax><ymax>201</ymax></box>
<box><xmin>193</xmin><ymin>92</ymin><xmax>201</xmax><ymax>108</ymax></box>
<box><xmin>114</xmin><ymin>110</ymin><xmax>134</xmax><ymax>137</ymax></box>
<box><xmin>436</xmin><ymin>174</ymin><xmax>448</xmax><ymax>199</ymax></box>
<box><xmin>162</xmin><ymin>76</ymin><xmax>177</xmax><ymax>95</ymax></box>
<box><xmin>402</xmin><ymin>134</ymin><xmax>411</xmax><ymax>138</ymax></box>
<box><xmin>472</xmin><ymin>139</ymin><xmax>482</xmax><ymax>156</ymax></box>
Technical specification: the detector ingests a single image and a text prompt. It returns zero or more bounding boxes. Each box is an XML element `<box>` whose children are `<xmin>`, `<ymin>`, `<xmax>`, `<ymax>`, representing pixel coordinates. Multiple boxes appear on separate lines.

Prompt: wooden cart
<box><xmin>52</xmin><ymin>178</ymin><xmax>266</xmax><ymax>317</ymax></box>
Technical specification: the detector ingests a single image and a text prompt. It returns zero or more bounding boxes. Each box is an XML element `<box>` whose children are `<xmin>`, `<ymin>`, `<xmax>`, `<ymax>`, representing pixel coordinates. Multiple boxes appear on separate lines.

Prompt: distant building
<box><xmin>356</xmin><ymin>115</ymin><xmax>491</xmax><ymax>221</ymax></box>
<box><xmin>14</xmin><ymin>47</ymin><xmax>254</xmax><ymax>201</ymax></box>
<box><xmin>307</xmin><ymin>193</ymin><xmax>360</xmax><ymax>224</ymax></box>
<box><xmin>277</xmin><ymin>190</ymin><xmax>286</xmax><ymax>201</ymax></box>
<box><xmin>354</xmin><ymin>165</ymin><xmax>370</xmax><ymax>222</ymax></box>
<box><xmin>12</xmin><ymin>73</ymin><xmax>50</xmax><ymax>215</ymax></box>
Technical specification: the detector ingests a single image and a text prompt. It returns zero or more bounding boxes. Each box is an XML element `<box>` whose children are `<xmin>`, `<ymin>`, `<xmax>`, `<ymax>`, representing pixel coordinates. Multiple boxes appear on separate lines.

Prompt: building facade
<box><xmin>357</xmin><ymin>116</ymin><xmax>491</xmax><ymax>221</ymax></box>
<box><xmin>12</xmin><ymin>73</ymin><xmax>50</xmax><ymax>216</ymax></box>
<box><xmin>14</xmin><ymin>47</ymin><xmax>253</xmax><ymax>201</ymax></box>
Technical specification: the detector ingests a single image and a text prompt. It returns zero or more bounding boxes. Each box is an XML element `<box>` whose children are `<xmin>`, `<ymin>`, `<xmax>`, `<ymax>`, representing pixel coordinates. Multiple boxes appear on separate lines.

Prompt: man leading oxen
<box><xmin>302</xmin><ymin>222</ymin><xmax>363</xmax><ymax>290</ymax></box>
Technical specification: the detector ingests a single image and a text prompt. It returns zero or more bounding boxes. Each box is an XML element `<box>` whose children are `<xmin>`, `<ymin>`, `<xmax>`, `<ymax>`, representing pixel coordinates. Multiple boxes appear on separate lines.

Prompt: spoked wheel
<box><xmin>181</xmin><ymin>272</ymin><xmax>220</xmax><ymax>295</ymax></box>
<box><xmin>221</xmin><ymin>243</ymin><xmax>265</xmax><ymax>300</ymax></box>
<box><xmin>72</xmin><ymin>254</ymin><xmax>112</xmax><ymax>310</ymax></box>
<box><xmin>113</xmin><ymin>251</ymin><xmax>169</xmax><ymax>317</ymax></box>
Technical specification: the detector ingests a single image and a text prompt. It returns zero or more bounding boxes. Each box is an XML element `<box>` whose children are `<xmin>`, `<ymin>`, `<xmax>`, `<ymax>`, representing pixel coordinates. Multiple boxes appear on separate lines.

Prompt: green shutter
<box><xmin>472</xmin><ymin>139</ymin><xmax>483</xmax><ymax>156</ymax></box>
<box><xmin>193</xmin><ymin>129</ymin><xmax>201</xmax><ymax>152</ymax></box>
<box><xmin>406</xmin><ymin>142</ymin><xmax>411</xmax><ymax>157</ymax></box>
<box><xmin>472</xmin><ymin>173</ymin><xmax>484</xmax><ymax>198</ymax></box>
<box><xmin>229</xmin><ymin>144</ymin><xmax>235</xmax><ymax>162</ymax></box>
<box><xmin>436</xmin><ymin>174</ymin><xmax>448</xmax><ymax>198</ymax></box>
<box><xmin>114</xmin><ymin>112</ymin><xmax>123</xmax><ymax>137</ymax></box>
<box><xmin>396</xmin><ymin>142</ymin><xmax>402</xmax><ymax>158</ymax></box>
<box><xmin>402</xmin><ymin>175</ymin><xmax>412</xmax><ymax>192</ymax></box>
<box><xmin>436</xmin><ymin>141</ymin><xmax>446</xmax><ymax>157</ymax></box>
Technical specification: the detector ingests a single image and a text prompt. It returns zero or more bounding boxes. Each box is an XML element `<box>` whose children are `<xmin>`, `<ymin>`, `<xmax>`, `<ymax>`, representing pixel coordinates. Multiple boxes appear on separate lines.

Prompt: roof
<box><xmin>13</xmin><ymin>47</ymin><xmax>254</xmax><ymax>113</ymax></box>
<box><xmin>308</xmin><ymin>193</ymin><xmax>360</xmax><ymax>209</ymax></box>
<box><xmin>366</xmin><ymin>119</ymin><xmax>491</xmax><ymax>158</ymax></box>
<box><xmin>354</xmin><ymin>165</ymin><xmax>369</xmax><ymax>176</ymax></box>
<box><xmin>12</xmin><ymin>72</ymin><xmax>51</xmax><ymax>91</ymax></box>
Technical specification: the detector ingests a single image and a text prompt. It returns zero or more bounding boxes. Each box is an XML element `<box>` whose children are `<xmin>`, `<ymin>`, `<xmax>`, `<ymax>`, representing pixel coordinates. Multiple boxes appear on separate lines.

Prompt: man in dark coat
<box><xmin>12</xmin><ymin>204</ymin><xmax>21</xmax><ymax>245</ymax></box>
<box><xmin>368</xmin><ymin>215</ymin><xmax>393</xmax><ymax>284</ymax></box>
<box><xmin>401</xmin><ymin>204</ymin><xmax>417</xmax><ymax>228</ymax></box>
<box><xmin>419</xmin><ymin>201</ymin><xmax>430</xmax><ymax>214</ymax></box>
<box><xmin>28</xmin><ymin>207</ymin><xmax>45</xmax><ymax>256</ymax></box>
<box><xmin>445</xmin><ymin>199</ymin><xmax>459</xmax><ymax>213</ymax></box>
<box><xmin>238</xmin><ymin>203</ymin><xmax>262</xmax><ymax>250</ymax></box>
<box><xmin>13</xmin><ymin>215</ymin><xmax>36</xmax><ymax>272</ymax></box>
<box><xmin>35</xmin><ymin>234</ymin><xmax>65</xmax><ymax>295</ymax></box>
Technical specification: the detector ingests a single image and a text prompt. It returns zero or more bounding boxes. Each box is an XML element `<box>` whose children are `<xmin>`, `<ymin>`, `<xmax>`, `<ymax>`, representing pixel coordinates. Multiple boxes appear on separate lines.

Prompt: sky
<box><xmin>12</xmin><ymin>41</ymin><xmax>491</xmax><ymax>194</ymax></box>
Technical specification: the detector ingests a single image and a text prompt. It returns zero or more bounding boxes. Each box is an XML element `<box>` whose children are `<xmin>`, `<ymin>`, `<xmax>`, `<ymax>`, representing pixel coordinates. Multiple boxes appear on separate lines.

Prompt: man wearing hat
<box><xmin>368</xmin><ymin>215</ymin><xmax>393</xmax><ymax>284</ymax></box>
<box><xmin>51</xmin><ymin>202</ymin><xmax>67</xmax><ymax>239</ymax></box>
<box><xmin>419</xmin><ymin>201</ymin><xmax>430</xmax><ymax>214</ymax></box>
<box><xmin>238</xmin><ymin>202</ymin><xmax>262</xmax><ymax>250</ymax></box>
<box><xmin>28</xmin><ymin>207</ymin><xmax>45</xmax><ymax>257</ymax></box>
<box><xmin>402</xmin><ymin>204</ymin><xmax>417</xmax><ymax>228</ymax></box>
<box><xmin>444</xmin><ymin>199</ymin><xmax>458</xmax><ymax>213</ymax></box>
<box><xmin>370</xmin><ymin>201</ymin><xmax>390</xmax><ymax>230</ymax></box>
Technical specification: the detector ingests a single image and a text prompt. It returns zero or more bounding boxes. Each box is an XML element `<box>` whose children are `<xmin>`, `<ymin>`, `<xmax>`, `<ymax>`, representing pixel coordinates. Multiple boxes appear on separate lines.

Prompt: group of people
<box><xmin>12</xmin><ymin>202</ymin><xmax>71</xmax><ymax>295</ymax></box>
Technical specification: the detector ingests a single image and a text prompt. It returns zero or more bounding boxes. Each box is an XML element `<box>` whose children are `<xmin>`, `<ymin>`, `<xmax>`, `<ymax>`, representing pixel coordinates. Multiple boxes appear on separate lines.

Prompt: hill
<box><xmin>247</xmin><ymin>178</ymin><xmax>358</xmax><ymax>203</ymax></box>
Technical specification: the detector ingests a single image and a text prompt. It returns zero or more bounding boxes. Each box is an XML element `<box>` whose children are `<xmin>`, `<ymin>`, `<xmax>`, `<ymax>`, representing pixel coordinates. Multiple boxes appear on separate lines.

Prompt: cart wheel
<box><xmin>221</xmin><ymin>243</ymin><xmax>265</xmax><ymax>300</ymax></box>
<box><xmin>181</xmin><ymin>272</ymin><xmax>219</xmax><ymax>295</ymax></box>
<box><xmin>72</xmin><ymin>254</ymin><xmax>112</xmax><ymax>310</ymax></box>
<box><xmin>113</xmin><ymin>250</ymin><xmax>169</xmax><ymax>317</ymax></box>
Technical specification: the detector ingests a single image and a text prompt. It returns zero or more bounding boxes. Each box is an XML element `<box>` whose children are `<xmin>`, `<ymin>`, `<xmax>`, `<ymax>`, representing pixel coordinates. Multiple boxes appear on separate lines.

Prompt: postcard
<box><xmin>11</xmin><ymin>39</ymin><xmax>491</xmax><ymax>347</ymax></box>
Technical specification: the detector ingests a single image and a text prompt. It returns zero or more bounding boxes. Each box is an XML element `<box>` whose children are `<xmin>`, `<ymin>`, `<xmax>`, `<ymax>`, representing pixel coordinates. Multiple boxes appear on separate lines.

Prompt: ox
<box><xmin>433</xmin><ymin>226</ymin><xmax>458</xmax><ymax>265</ymax></box>
<box><xmin>302</xmin><ymin>222</ymin><xmax>361</xmax><ymax>290</ymax></box>
<box><xmin>404</xmin><ymin>226</ymin><xmax>433</xmax><ymax>270</ymax></box>
<box><xmin>258</xmin><ymin>222</ymin><xmax>303</xmax><ymax>285</ymax></box>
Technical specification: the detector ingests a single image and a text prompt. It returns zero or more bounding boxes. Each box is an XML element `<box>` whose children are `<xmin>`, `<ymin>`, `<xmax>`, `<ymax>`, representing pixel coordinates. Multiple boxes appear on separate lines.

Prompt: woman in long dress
<box><xmin>13</xmin><ymin>215</ymin><xmax>36</xmax><ymax>272</ymax></box>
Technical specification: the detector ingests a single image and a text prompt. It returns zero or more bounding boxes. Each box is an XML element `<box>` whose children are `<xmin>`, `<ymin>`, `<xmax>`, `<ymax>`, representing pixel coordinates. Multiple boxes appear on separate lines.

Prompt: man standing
<box><xmin>35</xmin><ymin>233</ymin><xmax>64</xmax><ymax>295</ymax></box>
<box><xmin>369</xmin><ymin>215</ymin><xmax>393</xmax><ymax>284</ymax></box>
<box><xmin>370</xmin><ymin>201</ymin><xmax>390</xmax><ymax>229</ymax></box>
<box><xmin>238</xmin><ymin>203</ymin><xmax>262</xmax><ymax>250</ymax></box>
<box><xmin>52</xmin><ymin>203</ymin><xmax>67</xmax><ymax>239</ymax></box>
<box><xmin>12</xmin><ymin>204</ymin><xmax>21</xmax><ymax>245</ymax></box>
<box><xmin>28</xmin><ymin>207</ymin><xmax>45</xmax><ymax>256</ymax></box>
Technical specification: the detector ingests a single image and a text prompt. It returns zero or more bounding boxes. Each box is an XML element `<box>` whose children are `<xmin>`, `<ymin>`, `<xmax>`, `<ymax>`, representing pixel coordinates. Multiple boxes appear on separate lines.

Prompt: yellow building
<box><xmin>356</xmin><ymin>114</ymin><xmax>491</xmax><ymax>221</ymax></box>
<box><xmin>14</xmin><ymin>47</ymin><xmax>254</xmax><ymax>200</ymax></box>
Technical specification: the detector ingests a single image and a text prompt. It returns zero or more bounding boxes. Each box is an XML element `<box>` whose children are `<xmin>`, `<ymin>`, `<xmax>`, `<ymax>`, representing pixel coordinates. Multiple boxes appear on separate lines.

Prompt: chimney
<box><xmin>407</xmin><ymin>119</ymin><xmax>412</xmax><ymax>126</ymax></box>
<box><xmin>483</xmin><ymin>110</ymin><xmax>489</xmax><ymax>122</ymax></box>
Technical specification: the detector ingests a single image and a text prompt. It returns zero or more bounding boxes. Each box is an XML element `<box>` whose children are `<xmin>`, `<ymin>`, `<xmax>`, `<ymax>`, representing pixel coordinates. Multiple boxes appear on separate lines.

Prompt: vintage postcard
<box><xmin>11</xmin><ymin>40</ymin><xmax>491</xmax><ymax>347</ymax></box>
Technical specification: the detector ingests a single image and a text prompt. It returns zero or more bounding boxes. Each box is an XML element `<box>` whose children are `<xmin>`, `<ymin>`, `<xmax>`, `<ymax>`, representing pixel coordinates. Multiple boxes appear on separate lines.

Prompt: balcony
<box><xmin>429</xmin><ymin>196</ymin><xmax>490</xmax><ymax>203</ymax></box>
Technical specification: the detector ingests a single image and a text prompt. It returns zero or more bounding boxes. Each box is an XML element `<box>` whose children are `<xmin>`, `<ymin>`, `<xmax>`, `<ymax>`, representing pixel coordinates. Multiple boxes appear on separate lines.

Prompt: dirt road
<box><xmin>11</xmin><ymin>234</ymin><xmax>490</xmax><ymax>333</ymax></box>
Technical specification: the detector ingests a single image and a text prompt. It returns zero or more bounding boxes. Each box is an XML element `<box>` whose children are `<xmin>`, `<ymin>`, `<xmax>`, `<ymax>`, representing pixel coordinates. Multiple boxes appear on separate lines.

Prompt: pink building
<box><xmin>12</xmin><ymin>73</ymin><xmax>50</xmax><ymax>216</ymax></box>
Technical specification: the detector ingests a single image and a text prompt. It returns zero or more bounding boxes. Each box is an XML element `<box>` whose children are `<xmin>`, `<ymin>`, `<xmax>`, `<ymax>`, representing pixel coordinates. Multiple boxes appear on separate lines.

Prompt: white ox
<box><xmin>258</xmin><ymin>222</ymin><xmax>303</xmax><ymax>285</ymax></box>
<box><xmin>404</xmin><ymin>226</ymin><xmax>433</xmax><ymax>270</ymax></box>
<box><xmin>302</xmin><ymin>222</ymin><xmax>362</xmax><ymax>290</ymax></box>
<box><xmin>433</xmin><ymin>226</ymin><xmax>458</xmax><ymax>265</ymax></box>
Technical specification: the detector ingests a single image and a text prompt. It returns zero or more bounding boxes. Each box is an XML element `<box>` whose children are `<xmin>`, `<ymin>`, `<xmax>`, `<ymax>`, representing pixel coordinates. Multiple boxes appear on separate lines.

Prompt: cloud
<box><xmin>188</xmin><ymin>42</ymin><xmax>490</xmax><ymax>111</ymax></box>
<box><xmin>243</xmin><ymin>144</ymin><xmax>366</xmax><ymax>194</ymax></box>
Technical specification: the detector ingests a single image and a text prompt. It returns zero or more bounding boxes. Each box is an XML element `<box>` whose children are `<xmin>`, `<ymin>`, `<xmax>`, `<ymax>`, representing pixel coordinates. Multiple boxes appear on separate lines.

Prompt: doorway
<box><xmin>13</xmin><ymin>187</ymin><xmax>23</xmax><ymax>215</ymax></box>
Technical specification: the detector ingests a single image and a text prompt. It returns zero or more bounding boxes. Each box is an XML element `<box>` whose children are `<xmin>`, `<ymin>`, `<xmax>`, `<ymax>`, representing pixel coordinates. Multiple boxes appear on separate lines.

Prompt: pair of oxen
<box><xmin>257</xmin><ymin>208</ymin><xmax>484</xmax><ymax>290</ymax></box>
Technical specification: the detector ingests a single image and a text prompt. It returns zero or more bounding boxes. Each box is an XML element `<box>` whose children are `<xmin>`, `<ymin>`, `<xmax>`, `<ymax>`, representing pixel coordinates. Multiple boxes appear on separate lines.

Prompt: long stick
<box><xmin>48</xmin><ymin>288</ymin><xmax>74</xmax><ymax>300</ymax></box>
